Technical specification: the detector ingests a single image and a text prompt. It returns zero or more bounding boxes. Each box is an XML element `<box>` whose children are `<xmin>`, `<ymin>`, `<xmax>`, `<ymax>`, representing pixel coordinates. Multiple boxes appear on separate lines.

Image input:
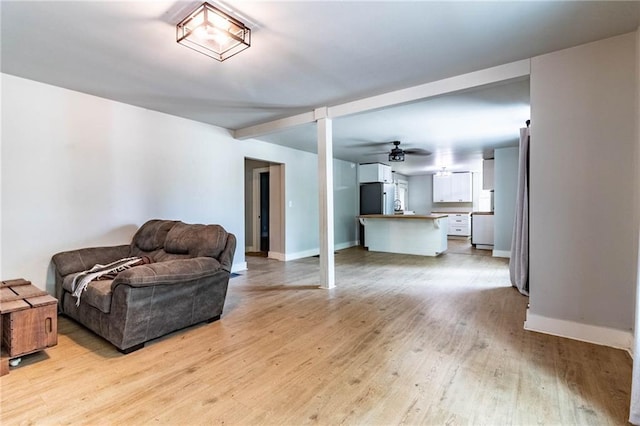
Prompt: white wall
<box><xmin>529</xmin><ymin>33</ymin><xmax>639</xmax><ymax>341</ymax></box>
<box><xmin>1</xmin><ymin>73</ymin><xmax>248</xmax><ymax>293</ymax></box>
<box><xmin>241</xmin><ymin>138</ymin><xmax>358</xmax><ymax>259</ymax></box>
<box><xmin>1</xmin><ymin>74</ymin><xmax>360</xmax><ymax>293</ymax></box>
<box><xmin>493</xmin><ymin>146</ymin><xmax>519</xmax><ymax>254</ymax></box>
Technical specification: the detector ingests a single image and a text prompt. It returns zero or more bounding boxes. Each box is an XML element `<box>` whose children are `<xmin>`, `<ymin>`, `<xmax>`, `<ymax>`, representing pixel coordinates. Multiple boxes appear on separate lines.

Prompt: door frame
<box><xmin>252</xmin><ymin>167</ymin><xmax>270</xmax><ymax>253</ymax></box>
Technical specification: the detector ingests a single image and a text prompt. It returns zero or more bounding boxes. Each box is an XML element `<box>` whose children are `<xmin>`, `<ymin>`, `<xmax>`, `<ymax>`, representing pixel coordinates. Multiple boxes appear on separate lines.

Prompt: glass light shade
<box><xmin>177</xmin><ymin>2</ymin><xmax>251</xmax><ymax>62</ymax></box>
<box><xmin>389</xmin><ymin>149</ymin><xmax>405</xmax><ymax>162</ymax></box>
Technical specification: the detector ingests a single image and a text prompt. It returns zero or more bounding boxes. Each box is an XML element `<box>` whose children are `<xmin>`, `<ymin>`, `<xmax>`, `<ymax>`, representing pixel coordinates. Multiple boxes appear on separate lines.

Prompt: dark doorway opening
<box><xmin>259</xmin><ymin>171</ymin><xmax>270</xmax><ymax>252</ymax></box>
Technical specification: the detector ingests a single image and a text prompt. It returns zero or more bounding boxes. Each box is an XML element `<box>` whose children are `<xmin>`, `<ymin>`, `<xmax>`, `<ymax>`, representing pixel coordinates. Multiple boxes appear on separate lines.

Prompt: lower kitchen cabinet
<box><xmin>448</xmin><ymin>213</ymin><xmax>470</xmax><ymax>236</ymax></box>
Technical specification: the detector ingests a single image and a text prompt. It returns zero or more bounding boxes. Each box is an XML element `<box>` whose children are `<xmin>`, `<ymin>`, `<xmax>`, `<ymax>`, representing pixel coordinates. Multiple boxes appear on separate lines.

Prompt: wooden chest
<box><xmin>1</xmin><ymin>278</ymin><xmax>58</xmax><ymax>360</ymax></box>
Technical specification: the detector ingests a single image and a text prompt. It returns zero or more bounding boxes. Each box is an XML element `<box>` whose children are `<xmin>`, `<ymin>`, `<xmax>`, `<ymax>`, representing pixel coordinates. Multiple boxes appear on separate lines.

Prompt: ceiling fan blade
<box><xmin>404</xmin><ymin>148</ymin><xmax>432</xmax><ymax>156</ymax></box>
<box><xmin>349</xmin><ymin>141</ymin><xmax>392</xmax><ymax>148</ymax></box>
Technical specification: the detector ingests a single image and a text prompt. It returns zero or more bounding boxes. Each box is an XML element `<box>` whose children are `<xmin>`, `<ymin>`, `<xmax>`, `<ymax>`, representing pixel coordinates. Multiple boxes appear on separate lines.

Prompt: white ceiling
<box><xmin>2</xmin><ymin>1</ymin><xmax>639</xmax><ymax>175</ymax></box>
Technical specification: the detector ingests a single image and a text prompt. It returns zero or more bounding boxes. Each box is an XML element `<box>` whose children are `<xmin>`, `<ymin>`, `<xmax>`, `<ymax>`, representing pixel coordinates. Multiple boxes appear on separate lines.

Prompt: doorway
<box><xmin>244</xmin><ymin>159</ymin><xmax>285</xmax><ymax>259</ymax></box>
<box><xmin>259</xmin><ymin>171</ymin><xmax>269</xmax><ymax>252</ymax></box>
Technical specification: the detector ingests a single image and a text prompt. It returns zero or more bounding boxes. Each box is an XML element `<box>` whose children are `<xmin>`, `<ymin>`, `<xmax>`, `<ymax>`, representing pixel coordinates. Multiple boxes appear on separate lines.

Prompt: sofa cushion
<box><xmin>62</xmin><ymin>273</ymin><xmax>113</xmax><ymax>313</ymax></box>
<box><xmin>164</xmin><ymin>223</ymin><xmax>228</xmax><ymax>259</ymax></box>
<box><xmin>130</xmin><ymin>220</ymin><xmax>177</xmax><ymax>256</ymax></box>
<box><xmin>81</xmin><ymin>280</ymin><xmax>113</xmax><ymax>313</ymax></box>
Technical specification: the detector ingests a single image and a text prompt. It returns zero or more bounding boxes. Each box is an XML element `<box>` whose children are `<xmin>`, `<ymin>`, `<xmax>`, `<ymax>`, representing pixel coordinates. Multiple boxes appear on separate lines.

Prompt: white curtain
<box><xmin>510</xmin><ymin>126</ymin><xmax>529</xmax><ymax>296</ymax></box>
<box><xmin>630</xmin><ymin>229</ymin><xmax>640</xmax><ymax>424</ymax></box>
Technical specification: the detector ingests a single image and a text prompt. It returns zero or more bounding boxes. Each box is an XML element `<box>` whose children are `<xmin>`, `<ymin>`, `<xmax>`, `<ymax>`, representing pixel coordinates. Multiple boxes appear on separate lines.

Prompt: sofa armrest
<box><xmin>218</xmin><ymin>234</ymin><xmax>237</xmax><ymax>273</ymax></box>
<box><xmin>52</xmin><ymin>244</ymin><xmax>131</xmax><ymax>303</ymax></box>
<box><xmin>52</xmin><ymin>245</ymin><xmax>131</xmax><ymax>277</ymax></box>
<box><xmin>112</xmin><ymin>257</ymin><xmax>225</xmax><ymax>288</ymax></box>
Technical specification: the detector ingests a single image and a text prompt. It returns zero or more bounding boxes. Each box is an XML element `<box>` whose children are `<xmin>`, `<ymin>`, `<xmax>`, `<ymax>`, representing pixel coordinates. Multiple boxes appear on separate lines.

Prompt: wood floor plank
<box><xmin>0</xmin><ymin>244</ymin><xmax>632</xmax><ymax>424</ymax></box>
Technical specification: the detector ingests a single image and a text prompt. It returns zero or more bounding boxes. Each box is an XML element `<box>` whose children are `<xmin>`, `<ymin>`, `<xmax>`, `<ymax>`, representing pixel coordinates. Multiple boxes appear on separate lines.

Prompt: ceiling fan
<box><xmin>367</xmin><ymin>141</ymin><xmax>431</xmax><ymax>162</ymax></box>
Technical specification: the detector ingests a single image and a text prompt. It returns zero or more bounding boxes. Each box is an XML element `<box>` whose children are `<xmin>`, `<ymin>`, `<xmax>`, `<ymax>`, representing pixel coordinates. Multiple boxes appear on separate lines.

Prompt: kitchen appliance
<box><xmin>471</xmin><ymin>213</ymin><xmax>494</xmax><ymax>249</ymax></box>
<box><xmin>360</xmin><ymin>182</ymin><xmax>395</xmax><ymax>215</ymax></box>
<box><xmin>360</xmin><ymin>182</ymin><xmax>395</xmax><ymax>247</ymax></box>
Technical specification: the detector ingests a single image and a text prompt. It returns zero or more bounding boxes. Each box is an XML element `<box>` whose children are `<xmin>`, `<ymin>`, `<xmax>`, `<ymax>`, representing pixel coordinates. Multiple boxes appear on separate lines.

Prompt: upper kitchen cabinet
<box><xmin>359</xmin><ymin>163</ymin><xmax>392</xmax><ymax>184</ymax></box>
<box><xmin>483</xmin><ymin>159</ymin><xmax>495</xmax><ymax>190</ymax></box>
<box><xmin>433</xmin><ymin>172</ymin><xmax>472</xmax><ymax>202</ymax></box>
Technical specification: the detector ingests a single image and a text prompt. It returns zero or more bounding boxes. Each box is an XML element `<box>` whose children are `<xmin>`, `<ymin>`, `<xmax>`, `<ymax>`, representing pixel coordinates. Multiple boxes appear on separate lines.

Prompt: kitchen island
<box><xmin>358</xmin><ymin>214</ymin><xmax>449</xmax><ymax>256</ymax></box>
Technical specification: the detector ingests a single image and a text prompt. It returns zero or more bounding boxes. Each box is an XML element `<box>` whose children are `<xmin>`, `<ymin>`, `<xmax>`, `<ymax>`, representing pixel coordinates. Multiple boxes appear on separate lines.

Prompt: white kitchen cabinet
<box><xmin>382</xmin><ymin>165</ymin><xmax>393</xmax><ymax>183</ymax></box>
<box><xmin>432</xmin><ymin>175</ymin><xmax>449</xmax><ymax>202</ymax></box>
<box><xmin>482</xmin><ymin>159</ymin><xmax>495</xmax><ymax>190</ymax></box>
<box><xmin>472</xmin><ymin>214</ymin><xmax>494</xmax><ymax>248</ymax></box>
<box><xmin>448</xmin><ymin>213</ymin><xmax>471</xmax><ymax>236</ymax></box>
<box><xmin>433</xmin><ymin>172</ymin><xmax>472</xmax><ymax>202</ymax></box>
<box><xmin>450</xmin><ymin>173</ymin><xmax>472</xmax><ymax>202</ymax></box>
<box><xmin>359</xmin><ymin>163</ymin><xmax>392</xmax><ymax>183</ymax></box>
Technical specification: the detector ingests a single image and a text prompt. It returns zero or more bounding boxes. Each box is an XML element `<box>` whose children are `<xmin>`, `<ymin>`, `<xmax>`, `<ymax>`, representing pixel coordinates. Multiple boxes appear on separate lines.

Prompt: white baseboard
<box><xmin>335</xmin><ymin>240</ymin><xmax>358</xmax><ymax>251</ymax></box>
<box><xmin>268</xmin><ymin>241</ymin><xmax>359</xmax><ymax>262</ymax></box>
<box><xmin>524</xmin><ymin>311</ymin><xmax>633</xmax><ymax>354</ymax></box>
<box><xmin>492</xmin><ymin>250</ymin><xmax>511</xmax><ymax>258</ymax></box>
<box><xmin>231</xmin><ymin>261</ymin><xmax>248</xmax><ymax>273</ymax></box>
<box><xmin>283</xmin><ymin>249</ymin><xmax>319</xmax><ymax>261</ymax></box>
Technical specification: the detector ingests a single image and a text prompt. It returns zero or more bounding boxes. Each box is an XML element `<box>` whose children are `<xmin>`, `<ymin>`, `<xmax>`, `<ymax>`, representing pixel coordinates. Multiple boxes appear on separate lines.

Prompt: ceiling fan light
<box><xmin>177</xmin><ymin>2</ymin><xmax>251</xmax><ymax>62</ymax></box>
<box><xmin>389</xmin><ymin>150</ymin><xmax>405</xmax><ymax>162</ymax></box>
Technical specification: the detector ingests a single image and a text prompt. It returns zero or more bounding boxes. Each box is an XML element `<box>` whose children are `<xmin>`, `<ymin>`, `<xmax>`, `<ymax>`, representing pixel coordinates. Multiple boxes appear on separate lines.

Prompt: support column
<box><xmin>316</xmin><ymin>108</ymin><xmax>335</xmax><ymax>289</ymax></box>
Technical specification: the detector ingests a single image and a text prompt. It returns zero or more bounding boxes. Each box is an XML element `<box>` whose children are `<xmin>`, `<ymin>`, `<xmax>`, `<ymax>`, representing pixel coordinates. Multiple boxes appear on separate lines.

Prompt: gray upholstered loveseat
<box><xmin>52</xmin><ymin>219</ymin><xmax>236</xmax><ymax>353</ymax></box>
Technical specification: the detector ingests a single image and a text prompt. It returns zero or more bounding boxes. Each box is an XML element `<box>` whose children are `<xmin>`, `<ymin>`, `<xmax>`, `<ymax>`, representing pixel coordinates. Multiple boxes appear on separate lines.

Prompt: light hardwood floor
<box><xmin>1</xmin><ymin>244</ymin><xmax>632</xmax><ymax>425</ymax></box>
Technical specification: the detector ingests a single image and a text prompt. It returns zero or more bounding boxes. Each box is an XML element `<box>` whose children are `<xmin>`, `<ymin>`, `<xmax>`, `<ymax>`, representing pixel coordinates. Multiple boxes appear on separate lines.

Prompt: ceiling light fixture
<box><xmin>176</xmin><ymin>2</ymin><xmax>251</xmax><ymax>62</ymax></box>
<box><xmin>435</xmin><ymin>167</ymin><xmax>451</xmax><ymax>177</ymax></box>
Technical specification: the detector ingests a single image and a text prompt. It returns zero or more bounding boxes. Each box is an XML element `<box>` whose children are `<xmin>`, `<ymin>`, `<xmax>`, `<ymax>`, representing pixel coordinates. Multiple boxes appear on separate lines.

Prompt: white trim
<box><xmin>234</xmin><ymin>111</ymin><xmax>315</xmax><ymax>139</ymax></box>
<box><xmin>231</xmin><ymin>261</ymin><xmax>248</xmax><ymax>273</ymax></box>
<box><xmin>525</xmin><ymin>311</ymin><xmax>633</xmax><ymax>354</ymax></box>
<box><xmin>492</xmin><ymin>250</ymin><xmax>511</xmax><ymax>258</ymax></box>
<box><xmin>284</xmin><ymin>249</ymin><xmax>319</xmax><ymax>261</ymax></box>
<box><xmin>269</xmin><ymin>241</ymin><xmax>358</xmax><ymax>262</ymax></box>
<box><xmin>335</xmin><ymin>240</ymin><xmax>358</xmax><ymax>251</ymax></box>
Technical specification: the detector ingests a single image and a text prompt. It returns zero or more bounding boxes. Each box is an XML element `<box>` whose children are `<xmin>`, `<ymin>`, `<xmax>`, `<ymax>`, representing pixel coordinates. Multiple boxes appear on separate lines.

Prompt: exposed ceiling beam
<box><xmin>234</xmin><ymin>111</ymin><xmax>315</xmax><ymax>140</ymax></box>
<box><xmin>329</xmin><ymin>60</ymin><xmax>530</xmax><ymax>118</ymax></box>
<box><xmin>233</xmin><ymin>59</ymin><xmax>531</xmax><ymax>141</ymax></box>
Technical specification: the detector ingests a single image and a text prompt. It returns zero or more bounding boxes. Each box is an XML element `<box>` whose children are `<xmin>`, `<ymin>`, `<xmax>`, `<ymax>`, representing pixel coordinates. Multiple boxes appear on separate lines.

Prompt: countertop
<box><xmin>471</xmin><ymin>211</ymin><xmax>495</xmax><ymax>215</ymax></box>
<box><xmin>358</xmin><ymin>214</ymin><xmax>448</xmax><ymax>220</ymax></box>
<box><xmin>431</xmin><ymin>211</ymin><xmax>471</xmax><ymax>214</ymax></box>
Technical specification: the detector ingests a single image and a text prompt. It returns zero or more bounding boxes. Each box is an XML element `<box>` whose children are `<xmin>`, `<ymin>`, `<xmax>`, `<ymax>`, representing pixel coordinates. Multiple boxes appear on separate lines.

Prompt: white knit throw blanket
<box><xmin>72</xmin><ymin>257</ymin><xmax>143</xmax><ymax>306</ymax></box>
